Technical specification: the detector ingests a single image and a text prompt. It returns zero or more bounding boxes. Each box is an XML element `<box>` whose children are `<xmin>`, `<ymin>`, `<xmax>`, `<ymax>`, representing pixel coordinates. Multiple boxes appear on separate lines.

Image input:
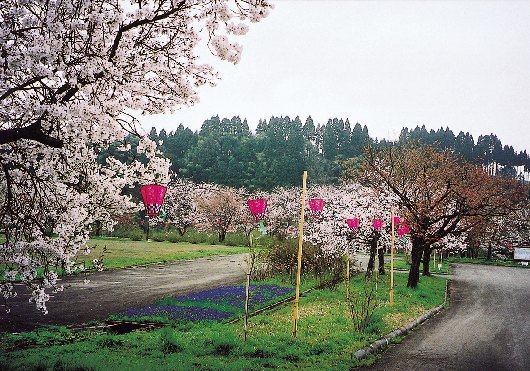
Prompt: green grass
<box><xmin>2</xmin><ymin>237</ymin><xmax>249</xmax><ymax>279</ymax></box>
<box><xmin>0</xmin><ymin>272</ymin><xmax>446</xmax><ymax>370</ymax></box>
<box><xmin>447</xmin><ymin>256</ymin><xmax>530</xmax><ymax>268</ymax></box>
<box><xmin>383</xmin><ymin>256</ymin><xmax>449</xmax><ymax>274</ymax></box>
<box><xmin>75</xmin><ymin>237</ymin><xmax>248</xmax><ymax>270</ymax></box>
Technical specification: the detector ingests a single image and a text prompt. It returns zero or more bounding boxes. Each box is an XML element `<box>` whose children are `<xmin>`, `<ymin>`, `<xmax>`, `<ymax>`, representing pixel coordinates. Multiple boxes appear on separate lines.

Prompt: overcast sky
<box><xmin>139</xmin><ymin>0</ymin><xmax>530</xmax><ymax>153</ymax></box>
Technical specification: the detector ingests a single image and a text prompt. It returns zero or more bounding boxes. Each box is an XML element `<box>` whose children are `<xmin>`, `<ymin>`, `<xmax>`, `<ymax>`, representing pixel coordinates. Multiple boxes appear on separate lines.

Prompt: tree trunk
<box><xmin>378</xmin><ymin>243</ymin><xmax>385</xmax><ymax>275</ymax></box>
<box><xmin>366</xmin><ymin>233</ymin><xmax>378</xmax><ymax>278</ymax></box>
<box><xmin>219</xmin><ymin>229</ymin><xmax>226</xmax><ymax>242</ymax></box>
<box><xmin>487</xmin><ymin>242</ymin><xmax>493</xmax><ymax>260</ymax></box>
<box><xmin>422</xmin><ymin>246</ymin><xmax>432</xmax><ymax>276</ymax></box>
<box><xmin>407</xmin><ymin>235</ymin><xmax>425</xmax><ymax>288</ymax></box>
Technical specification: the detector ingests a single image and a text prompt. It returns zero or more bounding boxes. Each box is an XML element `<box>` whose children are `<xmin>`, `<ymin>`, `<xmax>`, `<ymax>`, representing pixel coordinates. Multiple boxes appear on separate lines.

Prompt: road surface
<box><xmin>369</xmin><ymin>263</ymin><xmax>530</xmax><ymax>371</ymax></box>
<box><xmin>0</xmin><ymin>254</ymin><xmax>247</xmax><ymax>332</ymax></box>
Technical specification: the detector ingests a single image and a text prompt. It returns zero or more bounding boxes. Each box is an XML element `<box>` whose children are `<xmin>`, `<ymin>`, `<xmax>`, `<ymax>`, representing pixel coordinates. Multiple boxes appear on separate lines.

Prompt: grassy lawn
<box><xmin>447</xmin><ymin>256</ymin><xmax>530</xmax><ymax>269</ymax></box>
<box><xmin>0</xmin><ymin>272</ymin><xmax>446</xmax><ymax>370</ymax></box>
<box><xmin>75</xmin><ymin>237</ymin><xmax>248</xmax><ymax>270</ymax></box>
<box><xmin>383</xmin><ymin>256</ymin><xmax>449</xmax><ymax>274</ymax></box>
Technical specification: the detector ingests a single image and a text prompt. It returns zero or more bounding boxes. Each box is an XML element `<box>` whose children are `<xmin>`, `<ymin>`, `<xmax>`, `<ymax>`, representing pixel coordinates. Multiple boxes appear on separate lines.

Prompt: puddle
<box><xmin>102</xmin><ymin>320</ymin><xmax>165</xmax><ymax>334</ymax></box>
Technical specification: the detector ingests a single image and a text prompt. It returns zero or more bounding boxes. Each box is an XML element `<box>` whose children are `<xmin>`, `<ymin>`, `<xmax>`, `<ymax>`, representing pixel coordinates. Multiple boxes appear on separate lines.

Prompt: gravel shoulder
<box><xmin>0</xmin><ymin>254</ymin><xmax>247</xmax><ymax>333</ymax></box>
<box><xmin>369</xmin><ymin>263</ymin><xmax>530</xmax><ymax>371</ymax></box>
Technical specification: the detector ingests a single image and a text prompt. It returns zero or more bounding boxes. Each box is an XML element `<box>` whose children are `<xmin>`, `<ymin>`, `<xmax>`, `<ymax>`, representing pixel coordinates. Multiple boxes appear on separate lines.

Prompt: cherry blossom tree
<box><xmin>0</xmin><ymin>0</ymin><xmax>271</xmax><ymax>312</ymax></box>
<box><xmin>265</xmin><ymin>187</ymin><xmax>301</xmax><ymax>240</ymax></box>
<box><xmin>303</xmin><ymin>183</ymin><xmax>399</xmax><ymax>277</ymax></box>
<box><xmin>195</xmin><ymin>186</ymin><xmax>243</xmax><ymax>242</ymax></box>
<box><xmin>347</xmin><ymin>143</ymin><xmax>527</xmax><ymax>288</ymax></box>
<box><xmin>164</xmin><ymin>178</ymin><xmax>199</xmax><ymax>236</ymax></box>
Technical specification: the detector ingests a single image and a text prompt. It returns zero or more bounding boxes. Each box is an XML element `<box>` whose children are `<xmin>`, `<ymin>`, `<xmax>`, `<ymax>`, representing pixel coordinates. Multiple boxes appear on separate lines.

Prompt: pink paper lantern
<box><xmin>372</xmin><ymin>219</ymin><xmax>383</xmax><ymax>231</ymax></box>
<box><xmin>247</xmin><ymin>199</ymin><xmax>267</xmax><ymax>221</ymax></box>
<box><xmin>397</xmin><ymin>223</ymin><xmax>409</xmax><ymax>237</ymax></box>
<box><xmin>346</xmin><ymin>218</ymin><xmax>360</xmax><ymax>231</ymax></box>
<box><xmin>140</xmin><ymin>184</ymin><xmax>167</xmax><ymax>216</ymax></box>
<box><xmin>309</xmin><ymin>198</ymin><xmax>325</xmax><ymax>218</ymax></box>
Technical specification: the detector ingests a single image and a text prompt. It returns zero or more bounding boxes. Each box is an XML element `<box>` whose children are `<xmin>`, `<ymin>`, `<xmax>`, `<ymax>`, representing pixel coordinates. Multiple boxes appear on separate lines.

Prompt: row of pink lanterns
<box><xmin>248</xmin><ymin>197</ymin><xmax>409</xmax><ymax>237</ymax></box>
<box><xmin>139</xmin><ymin>186</ymin><xmax>410</xmax><ymax>239</ymax></box>
<box><xmin>247</xmin><ymin>197</ymin><xmax>326</xmax><ymax>222</ymax></box>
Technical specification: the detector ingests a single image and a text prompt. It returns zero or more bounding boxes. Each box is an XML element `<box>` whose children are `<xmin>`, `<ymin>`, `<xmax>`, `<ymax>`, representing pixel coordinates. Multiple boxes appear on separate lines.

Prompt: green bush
<box><xmin>223</xmin><ymin>233</ymin><xmax>247</xmax><ymax>247</ymax></box>
<box><xmin>167</xmin><ymin>232</ymin><xmax>182</xmax><ymax>243</ymax></box>
<box><xmin>129</xmin><ymin>230</ymin><xmax>144</xmax><ymax>241</ymax></box>
<box><xmin>260</xmin><ymin>239</ymin><xmax>343</xmax><ymax>286</ymax></box>
<box><xmin>151</xmin><ymin>232</ymin><xmax>167</xmax><ymax>242</ymax></box>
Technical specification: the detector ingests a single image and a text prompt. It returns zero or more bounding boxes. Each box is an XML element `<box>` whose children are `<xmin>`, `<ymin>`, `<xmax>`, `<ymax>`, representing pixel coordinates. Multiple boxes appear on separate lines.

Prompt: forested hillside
<box><xmin>100</xmin><ymin>115</ymin><xmax>530</xmax><ymax>190</ymax></box>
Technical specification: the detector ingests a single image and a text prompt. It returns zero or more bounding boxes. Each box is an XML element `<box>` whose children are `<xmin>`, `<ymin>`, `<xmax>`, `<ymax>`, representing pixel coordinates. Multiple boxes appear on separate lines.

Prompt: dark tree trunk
<box><xmin>219</xmin><ymin>229</ymin><xmax>226</xmax><ymax>242</ymax></box>
<box><xmin>366</xmin><ymin>232</ymin><xmax>378</xmax><ymax>278</ymax></box>
<box><xmin>378</xmin><ymin>243</ymin><xmax>385</xmax><ymax>275</ymax></box>
<box><xmin>407</xmin><ymin>235</ymin><xmax>425</xmax><ymax>288</ymax></box>
<box><xmin>487</xmin><ymin>242</ymin><xmax>493</xmax><ymax>260</ymax></box>
<box><xmin>422</xmin><ymin>246</ymin><xmax>432</xmax><ymax>276</ymax></box>
<box><xmin>95</xmin><ymin>220</ymin><xmax>102</xmax><ymax>237</ymax></box>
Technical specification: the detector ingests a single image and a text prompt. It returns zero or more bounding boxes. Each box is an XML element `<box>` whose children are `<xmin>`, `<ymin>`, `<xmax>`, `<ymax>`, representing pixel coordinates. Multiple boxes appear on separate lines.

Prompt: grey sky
<box><xmin>139</xmin><ymin>0</ymin><xmax>530</xmax><ymax>152</ymax></box>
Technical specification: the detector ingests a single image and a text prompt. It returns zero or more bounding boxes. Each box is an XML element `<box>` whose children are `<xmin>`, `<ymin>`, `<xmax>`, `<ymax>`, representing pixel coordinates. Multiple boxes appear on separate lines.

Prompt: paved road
<box><xmin>0</xmin><ymin>254</ymin><xmax>247</xmax><ymax>332</ymax></box>
<box><xmin>369</xmin><ymin>264</ymin><xmax>530</xmax><ymax>371</ymax></box>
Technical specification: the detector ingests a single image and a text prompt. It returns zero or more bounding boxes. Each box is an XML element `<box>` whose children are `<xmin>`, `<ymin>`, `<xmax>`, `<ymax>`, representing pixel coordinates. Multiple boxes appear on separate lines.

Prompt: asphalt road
<box><xmin>0</xmin><ymin>254</ymin><xmax>247</xmax><ymax>332</ymax></box>
<box><xmin>369</xmin><ymin>263</ymin><xmax>530</xmax><ymax>371</ymax></box>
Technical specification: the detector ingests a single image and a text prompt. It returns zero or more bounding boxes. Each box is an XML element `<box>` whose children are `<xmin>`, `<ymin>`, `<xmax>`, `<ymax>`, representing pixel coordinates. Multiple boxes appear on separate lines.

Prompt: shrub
<box><xmin>223</xmin><ymin>233</ymin><xmax>247</xmax><ymax>247</ymax></box>
<box><xmin>151</xmin><ymin>232</ymin><xmax>166</xmax><ymax>242</ymax></box>
<box><xmin>129</xmin><ymin>230</ymin><xmax>144</xmax><ymax>241</ymax></box>
<box><xmin>259</xmin><ymin>239</ymin><xmax>343</xmax><ymax>286</ymax></box>
<box><xmin>167</xmin><ymin>232</ymin><xmax>182</xmax><ymax>243</ymax></box>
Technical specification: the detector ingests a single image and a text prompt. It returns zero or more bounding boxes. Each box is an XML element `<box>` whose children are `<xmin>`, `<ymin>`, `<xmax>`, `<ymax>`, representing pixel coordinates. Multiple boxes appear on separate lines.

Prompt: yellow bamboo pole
<box><xmin>345</xmin><ymin>243</ymin><xmax>350</xmax><ymax>301</ymax></box>
<box><xmin>293</xmin><ymin>170</ymin><xmax>307</xmax><ymax>338</ymax></box>
<box><xmin>243</xmin><ymin>235</ymin><xmax>252</xmax><ymax>341</ymax></box>
<box><xmin>390</xmin><ymin>207</ymin><xmax>395</xmax><ymax>305</ymax></box>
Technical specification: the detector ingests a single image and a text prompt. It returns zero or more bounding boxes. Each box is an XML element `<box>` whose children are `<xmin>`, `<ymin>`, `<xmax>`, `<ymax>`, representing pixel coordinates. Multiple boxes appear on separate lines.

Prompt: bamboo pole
<box><xmin>293</xmin><ymin>170</ymin><xmax>307</xmax><ymax>338</ymax></box>
<box><xmin>390</xmin><ymin>207</ymin><xmax>395</xmax><ymax>305</ymax></box>
<box><xmin>243</xmin><ymin>235</ymin><xmax>252</xmax><ymax>341</ymax></box>
<box><xmin>345</xmin><ymin>243</ymin><xmax>350</xmax><ymax>301</ymax></box>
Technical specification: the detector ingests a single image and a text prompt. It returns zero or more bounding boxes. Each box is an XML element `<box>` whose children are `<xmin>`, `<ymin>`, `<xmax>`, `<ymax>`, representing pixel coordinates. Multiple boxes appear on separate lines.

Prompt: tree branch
<box><xmin>0</xmin><ymin>116</ymin><xmax>63</xmax><ymax>147</ymax></box>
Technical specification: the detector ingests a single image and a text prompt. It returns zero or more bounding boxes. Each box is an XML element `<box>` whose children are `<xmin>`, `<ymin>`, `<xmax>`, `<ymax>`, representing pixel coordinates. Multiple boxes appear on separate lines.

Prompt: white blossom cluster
<box><xmin>1</xmin><ymin>0</ymin><xmax>271</xmax><ymax>313</ymax></box>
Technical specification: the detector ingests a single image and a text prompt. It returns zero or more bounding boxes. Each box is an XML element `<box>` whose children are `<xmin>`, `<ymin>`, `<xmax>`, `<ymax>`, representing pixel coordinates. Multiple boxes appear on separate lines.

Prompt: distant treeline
<box><xmin>99</xmin><ymin>115</ymin><xmax>530</xmax><ymax>190</ymax></box>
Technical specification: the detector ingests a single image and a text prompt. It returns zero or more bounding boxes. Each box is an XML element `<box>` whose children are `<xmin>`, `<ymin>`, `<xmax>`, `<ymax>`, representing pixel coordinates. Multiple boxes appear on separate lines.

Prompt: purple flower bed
<box><xmin>120</xmin><ymin>305</ymin><xmax>234</xmax><ymax>322</ymax></box>
<box><xmin>118</xmin><ymin>284</ymin><xmax>294</xmax><ymax>322</ymax></box>
<box><xmin>174</xmin><ymin>284</ymin><xmax>294</xmax><ymax>311</ymax></box>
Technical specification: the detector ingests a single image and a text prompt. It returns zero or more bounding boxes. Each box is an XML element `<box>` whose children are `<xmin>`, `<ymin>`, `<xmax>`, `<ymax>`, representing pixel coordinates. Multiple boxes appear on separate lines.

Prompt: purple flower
<box><xmin>118</xmin><ymin>284</ymin><xmax>294</xmax><ymax>322</ymax></box>
<box><xmin>174</xmin><ymin>285</ymin><xmax>294</xmax><ymax>311</ymax></box>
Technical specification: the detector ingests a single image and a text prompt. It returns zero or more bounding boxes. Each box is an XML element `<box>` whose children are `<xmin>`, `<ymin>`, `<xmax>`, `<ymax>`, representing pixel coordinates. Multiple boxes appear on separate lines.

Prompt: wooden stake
<box><xmin>293</xmin><ymin>170</ymin><xmax>307</xmax><ymax>338</ymax></box>
<box><xmin>243</xmin><ymin>235</ymin><xmax>252</xmax><ymax>341</ymax></box>
<box><xmin>345</xmin><ymin>243</ymin><xmax>350</xmax><ymax>301</ymax></box>
<box><xmin>390</xmin><ymin>207</ymin><xmax>395</xmax><ymax>305</ymax></box>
